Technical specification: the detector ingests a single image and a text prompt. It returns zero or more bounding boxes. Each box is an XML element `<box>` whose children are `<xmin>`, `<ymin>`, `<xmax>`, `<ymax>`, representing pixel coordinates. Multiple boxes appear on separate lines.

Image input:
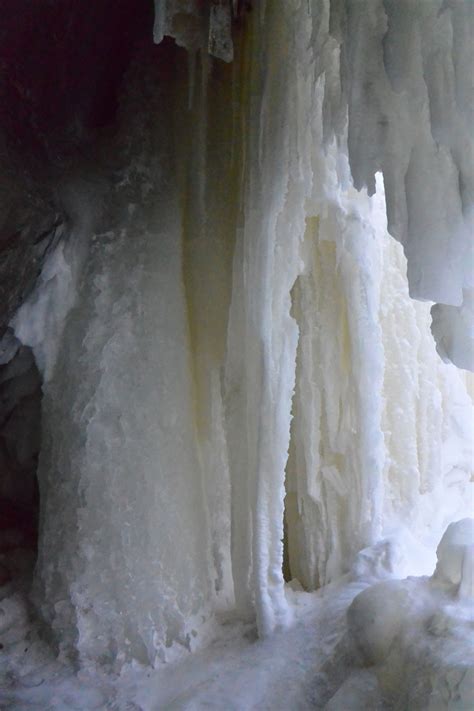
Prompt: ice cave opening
<box><xmin>0</xmin><ymin>1</ymin><xmax>473</xmax><ymax>709</ymax></box>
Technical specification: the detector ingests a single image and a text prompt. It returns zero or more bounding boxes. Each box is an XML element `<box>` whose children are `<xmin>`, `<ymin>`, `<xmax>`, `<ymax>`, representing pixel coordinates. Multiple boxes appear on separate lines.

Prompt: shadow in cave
<box><xmin>0</xmin><ymin>0</ymin><xmax>156</xmax><ymax>587</ymax></box>
<box><xmin>0</xmin><ymin>329</ymin><xmax>42</xmax><ymax>587</ymax></box>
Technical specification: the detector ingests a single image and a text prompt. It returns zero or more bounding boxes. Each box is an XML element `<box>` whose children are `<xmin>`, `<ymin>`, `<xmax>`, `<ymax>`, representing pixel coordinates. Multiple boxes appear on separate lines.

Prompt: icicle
<box><xmin>339</xmin><ymin>0</ymin><xmax>474</xmax><ymax>369</ymax></box>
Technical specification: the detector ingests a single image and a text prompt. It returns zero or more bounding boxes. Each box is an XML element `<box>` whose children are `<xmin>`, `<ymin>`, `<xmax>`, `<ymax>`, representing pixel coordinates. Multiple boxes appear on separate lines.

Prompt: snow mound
<box><xmin>341</xmin><ymin>519</ymin><xmax>474</xmax><ymax>709</ymax></box>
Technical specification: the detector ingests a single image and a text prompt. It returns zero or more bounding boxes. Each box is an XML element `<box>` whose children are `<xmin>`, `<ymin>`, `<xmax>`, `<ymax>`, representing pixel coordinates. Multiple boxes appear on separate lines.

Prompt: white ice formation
<box><xmin>10</xmin><ymin>0</ymin><xmax>474</xmax><ymax>671</ymax></box>
<box><xmin>155</xmin><ymin>0</ymin><xmax>474</xmax><ymax>371</ymax></box>
<box><xmin>342</xmin><ymin>519</ymin><xmax>474</xmax><ymax>709</ymax></box>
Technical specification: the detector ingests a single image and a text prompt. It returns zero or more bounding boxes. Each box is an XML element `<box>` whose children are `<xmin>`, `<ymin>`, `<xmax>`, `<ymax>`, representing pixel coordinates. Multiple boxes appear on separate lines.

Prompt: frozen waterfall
<box><xmin>0</xmin><ymin>1</ymin><xmax>472</xmax><ymax>708</ymax></box>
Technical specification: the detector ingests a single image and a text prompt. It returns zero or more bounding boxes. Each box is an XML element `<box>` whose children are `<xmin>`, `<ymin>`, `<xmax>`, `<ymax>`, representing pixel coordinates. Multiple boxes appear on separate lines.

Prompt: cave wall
<box><xmin>0</xmin><ymin>0</ymin><xmax>153</xmax><ymax>337</ymax></box>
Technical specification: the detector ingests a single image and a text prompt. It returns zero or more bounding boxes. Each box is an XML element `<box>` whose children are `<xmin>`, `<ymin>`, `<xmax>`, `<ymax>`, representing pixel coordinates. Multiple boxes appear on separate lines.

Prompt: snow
<box><xmin>345</xmin><ymin>519</ymin><xmax>474</xmax><ymax>709</ymax></box>
<box><xmin>2</xmin><ymin>522</ymin><xmax>473</xmax><ymax>708</ymax></box>
<box><xmin>0</xmin><ymin>552</ymin><xmax>374</xmax><ymax>709</ymax></box>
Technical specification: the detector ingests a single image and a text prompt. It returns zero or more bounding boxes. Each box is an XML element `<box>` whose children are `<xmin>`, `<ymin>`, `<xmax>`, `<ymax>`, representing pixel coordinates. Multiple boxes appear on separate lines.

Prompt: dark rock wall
<box><xmin>0</xmin><ymin>0</ymin><xmax>154</xmax><ymax>336</ymax></box>
<box><xmin>0</xmin><ymin>330</ymin><xmax>42</xmax><ymax>584</ymax></box>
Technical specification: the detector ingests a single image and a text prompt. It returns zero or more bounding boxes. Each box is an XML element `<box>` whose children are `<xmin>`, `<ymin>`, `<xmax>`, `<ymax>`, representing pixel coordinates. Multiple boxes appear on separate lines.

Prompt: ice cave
<box><xmin>0</xmin><ymin>1</ymin><xmax>473</xmax><ymax>709</ymax></box>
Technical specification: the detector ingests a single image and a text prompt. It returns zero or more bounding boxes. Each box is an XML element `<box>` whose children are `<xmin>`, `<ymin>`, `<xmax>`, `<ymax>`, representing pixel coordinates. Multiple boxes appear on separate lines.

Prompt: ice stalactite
<box><xmin>224</xmin><ymin>2</ymin><xmax>311</xmax><ymax>634</ymax></box>
<box><xmin>337</xmin><ymin>0</ymin><xmax>474</xmax><ymax>371</ymax></box>
<box><xmin>155</xmin><ymin>0</ymin><xmax>474</xmax><ymax>370</ymax></box>
<box><xmin>9</xmin><ymin>0</ymin><xmax>474</xmax><ymax>667</ymax></box>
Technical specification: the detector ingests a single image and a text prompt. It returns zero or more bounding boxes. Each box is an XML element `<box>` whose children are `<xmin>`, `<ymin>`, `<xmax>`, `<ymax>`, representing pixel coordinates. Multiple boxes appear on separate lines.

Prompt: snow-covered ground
<box><xmin>2</xmin><ymin>522</ymin><xmax>473</xmax><ymax>710</ymax></box>
<box><xmin>0</xmin><ymin>569</ymin><xmax>365</xmax><ymax>710</ymax></box>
